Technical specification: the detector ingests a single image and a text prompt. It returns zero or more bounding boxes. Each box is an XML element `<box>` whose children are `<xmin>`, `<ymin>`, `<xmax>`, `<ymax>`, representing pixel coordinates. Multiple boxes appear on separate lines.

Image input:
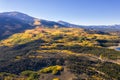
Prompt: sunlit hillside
<box><xmin>1</xmin><ymin>0</ymin><xmax>120</xmax><ymax>79</ymax></box>
<box><xmin>0</xmin><ymin>27</ymin><xmax>119</xmax><ymax>47</ymax></box>
<box><xmin>0</xmin><ymin>27</ymin><xmax>120</xmax><ymax>80</ymax></box>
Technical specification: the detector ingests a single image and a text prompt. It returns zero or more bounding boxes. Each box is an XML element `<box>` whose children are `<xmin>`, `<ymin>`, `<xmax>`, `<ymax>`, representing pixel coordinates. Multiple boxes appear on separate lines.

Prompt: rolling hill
<box><xmin>0</xmin><ymin>16</ymin><xmax>34</xmax><ymax>39</ymax></box>
<box><xmin>0</xmin><ymin>11</ymin><xmax>120</xmax><ymax>40</ymax></box>
<box><xmin>0</xmin><ymin>11</ymin><xmax>120</xmax><ymax>80</ymax></box>
<box><xmin>0</xmin><ymin>12</ymin><xmax>67</xmax><ymax>40</ymax></box>
<box><xmin>0</xmin><ymin>27</ymin><xmax>120</xmax><ymax>80</ymax></box>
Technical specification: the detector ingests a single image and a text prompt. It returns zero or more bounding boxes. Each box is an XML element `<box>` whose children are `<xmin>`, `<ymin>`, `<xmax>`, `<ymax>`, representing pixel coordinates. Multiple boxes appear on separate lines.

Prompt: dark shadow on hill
<box><xmin>0</xmin><ymin>16</ymin><xmax>36</xmax><ymax>40</ymax></box>
<box><xmin>0</xmin><ymin>39</ymin><xmax>65</xmax><ymax>74</ymax></box>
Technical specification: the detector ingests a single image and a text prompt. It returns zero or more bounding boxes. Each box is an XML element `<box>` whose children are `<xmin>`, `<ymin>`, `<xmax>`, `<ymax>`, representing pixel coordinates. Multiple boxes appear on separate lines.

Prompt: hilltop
<box><xmin>0</xmin><ymin>12</ymin><xmax>67</xmax><ymax>40</ymax></box>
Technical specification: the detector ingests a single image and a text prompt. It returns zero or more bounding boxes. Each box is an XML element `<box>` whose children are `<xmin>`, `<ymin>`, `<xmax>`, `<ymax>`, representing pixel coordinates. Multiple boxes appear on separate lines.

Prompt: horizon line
<box><xmin>0</xmin><ymin>11</ymin><xmax>120</xmax><ymax>26</ymax></box>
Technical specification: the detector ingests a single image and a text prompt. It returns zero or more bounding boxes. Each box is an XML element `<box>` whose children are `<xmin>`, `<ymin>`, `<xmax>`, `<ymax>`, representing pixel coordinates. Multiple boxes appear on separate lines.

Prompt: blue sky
<box><xmin>0</xmin><ymin>0</ymin><xmax>120</xmax><ymax>25</ymax></box>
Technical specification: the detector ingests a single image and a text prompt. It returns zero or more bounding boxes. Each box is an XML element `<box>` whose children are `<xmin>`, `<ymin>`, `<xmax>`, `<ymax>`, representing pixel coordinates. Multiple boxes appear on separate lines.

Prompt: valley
<box><xmin>107</xmin><ymin>43</ymin><xmax>120</xmax><ymax>51</ymax></box>
<box><xmin>0</xmin><ymin>27</ymin><xmax>120</xmax><ymax>80</ymax></box>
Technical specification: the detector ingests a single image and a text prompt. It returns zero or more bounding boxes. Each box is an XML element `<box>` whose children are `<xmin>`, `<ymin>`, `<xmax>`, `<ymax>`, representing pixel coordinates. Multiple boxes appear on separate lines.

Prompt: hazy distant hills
<box><xmin>58</xmin><ymin>21</ymin><xmax>120</xmax><ymax>31</ymax></box>
<box><xmin>0</xmin><ymin>11</ymin><xmax>120</xmax><ymax>39</ymax></box>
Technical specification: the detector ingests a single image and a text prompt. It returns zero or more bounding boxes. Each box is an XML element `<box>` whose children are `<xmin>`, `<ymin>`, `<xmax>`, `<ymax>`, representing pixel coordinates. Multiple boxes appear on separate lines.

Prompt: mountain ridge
<box><xmin>58</xmin><ymin>20</ymin><xmax>120</xmax><ymax>31</ymax></box>
<box><xmin>0</xmin><ymin>11</ymin><xmax>120</xmax><ymax>40</ymax></box>
<box><xmin>0</xmin><ymin>11</ymin><xmax>67</xmax><ymax>40</ymax></box>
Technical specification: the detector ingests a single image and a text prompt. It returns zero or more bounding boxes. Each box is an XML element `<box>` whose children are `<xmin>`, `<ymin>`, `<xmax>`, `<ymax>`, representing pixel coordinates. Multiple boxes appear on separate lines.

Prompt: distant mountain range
<box><xmin>58</xmin><ymin>21</ymin><xmax>120</xmax><ymax>31</ymax></box>
<box><xmin>0</xmin><ymin>11</ymin><xmax>120</xmax><ymax>39</ymax></box>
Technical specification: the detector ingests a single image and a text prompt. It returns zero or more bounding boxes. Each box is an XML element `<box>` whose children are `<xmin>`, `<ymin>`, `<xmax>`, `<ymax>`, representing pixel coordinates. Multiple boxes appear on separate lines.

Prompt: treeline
<box><xmin>0</xmin><ymin>58</ymin><xmax>65</xmax><ymax>74</ymax></box>
<box><xmin>67</xmin><ymin>56</ymin><xmax>120</xmax><ymax>80</ymax></box>
<box><xmin>97</xmin><ymin>39</ymin><xmax>120</xmax><ymax>47</ymax></box>
<box><xmin>53</xmin><ymin>44</ymin><xmax>120</xmax><ymax>60</ymax></box>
